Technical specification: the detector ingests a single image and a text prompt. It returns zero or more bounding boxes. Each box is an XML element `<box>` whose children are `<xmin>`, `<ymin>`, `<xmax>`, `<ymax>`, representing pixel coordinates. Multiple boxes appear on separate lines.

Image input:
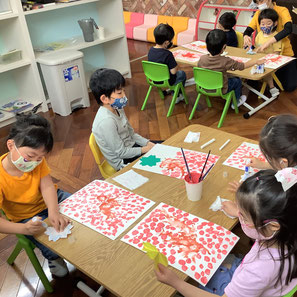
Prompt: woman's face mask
<box><xmin>11</xmin><ymin>144</ymin><xmax>42</xmax><ymax>172</ymax></box>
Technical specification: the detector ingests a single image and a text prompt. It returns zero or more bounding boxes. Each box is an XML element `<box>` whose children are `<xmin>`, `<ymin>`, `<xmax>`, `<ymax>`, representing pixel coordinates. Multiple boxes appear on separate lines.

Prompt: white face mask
<box><xmin>258</xmin><ymin>3</ymin><xmax>268</xmax><ymax>10</ymax></box>
<box><xmin>11</xmin><ymin>145</ymin><xmax>42</xmax><ymax>172</ymax></box>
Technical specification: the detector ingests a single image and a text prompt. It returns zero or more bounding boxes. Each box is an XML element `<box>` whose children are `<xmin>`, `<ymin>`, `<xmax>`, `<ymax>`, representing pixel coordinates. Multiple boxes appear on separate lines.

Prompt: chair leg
<box><xmin>23</xmin><ymin>243</ymin><xmax>53</xmax><ymax>293</ymax></box>
<box><xmin>205</xmin><ymin>96</ymin><xmax>212</xmax><ymax>107</ymax></box>
<box><xmin>157</xmin><ymin>88</ymin><xmax>165</xmax><ymax>100</ymax></box>
<box><xmin>218</xmin><ymin>96</ymin><xmax>232</xmax><ymax>128</ymax></box>
<box><xmin>180</xmin><ymin>84</ymin><xmax>189</xmax><ymax>104</ymax></box>
<box><xmin>272</xmin><ymin>73</ymin><xmax>284</xmax><ymax>91</ymax></box>
<box><xmin>7</xmin><ymin>241</ymin><xmax>23</xmax><ymax>265</ymax></box>
<box><xmin>189</xmin><ymin>93</ymin><xmax>201</xmax><ymax>120</ymax></box>
<box><xmin>167</xmin><ymin>85</ymin><xmax>180</xmax><ymax>117</ymax></box>
<box><xmin>141</xmin><ymin>85</ymin><xmax>153</xmax><ymax>110</ymax></box>
<box><xmin>258</xmin><ymin>82</ymin><xmax>267</xmax><ymax>99</ymax></box>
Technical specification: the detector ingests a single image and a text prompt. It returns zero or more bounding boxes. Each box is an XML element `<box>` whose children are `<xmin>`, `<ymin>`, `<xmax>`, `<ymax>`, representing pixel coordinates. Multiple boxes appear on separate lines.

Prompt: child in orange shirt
<box><xmin>0</xmin><ymin>114</ymin><xmax>71</xmax><ymax>277</ymax></box>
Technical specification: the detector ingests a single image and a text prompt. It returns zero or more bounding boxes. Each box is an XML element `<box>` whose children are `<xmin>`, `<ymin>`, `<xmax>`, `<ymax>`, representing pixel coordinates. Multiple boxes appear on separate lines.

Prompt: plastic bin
<box><xmin>38</xmin><ymin>50</ymin><xmax>90</xmax><ymax>116</ymax></box>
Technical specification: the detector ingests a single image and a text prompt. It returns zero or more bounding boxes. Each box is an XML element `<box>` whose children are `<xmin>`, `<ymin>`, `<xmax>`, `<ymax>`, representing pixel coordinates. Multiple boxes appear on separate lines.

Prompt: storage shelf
<box><xmin>0</xmin><ymin>12</ymin><xmax>18</xmax><ymax>21</ymax></box>
<box><xmin>24</xmin><ymin>0</ymin><xmax>99</xmax><ymax>15</ymax></box>
<box><xmin>35</xmin><ymin>32</ymin><xmax>125</xmax><ymax>60</ymax></box>
<box><xmin>0</xmin><ymin>59</ymin><xmax>31</xmax><ymax>74</ymax></box>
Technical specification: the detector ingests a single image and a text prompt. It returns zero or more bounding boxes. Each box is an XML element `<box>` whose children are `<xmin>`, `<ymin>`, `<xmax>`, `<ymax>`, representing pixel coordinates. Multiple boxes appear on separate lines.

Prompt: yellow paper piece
<box><xmin>143</xmin><ymin>242</ymin><xmax>168</xmax><ymax>269</ymax></box>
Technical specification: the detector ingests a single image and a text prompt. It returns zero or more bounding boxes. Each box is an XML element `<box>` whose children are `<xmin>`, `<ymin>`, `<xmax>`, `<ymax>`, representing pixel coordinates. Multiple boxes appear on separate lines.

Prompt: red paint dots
<box><xmin>178</xmin><ymin>260</ymin><xmax>186</xmax><ymax>265</ymax></box>
<box><xmin>195</xmin><ymin>272</ymin><xmax>201</xmax><ymax>280</ymax></box>
<box><xmin>182</xmin><ymin>265</ymin><xmax>188</xmax><ymax>271</ymax></box>
<box><xmin>191</xmin><ymin>265</ymin><xmax>196</xmax><ymax>271</ymax></box>
<box><xmin>201</xmin><ymin>276</ymin><xmax>208</xmax><ymax>284</ymax></box>
<box><xmin>186</xmin><ymin>258</ymin><xmax>191</xmax><ymax>264</ymax></box>
<box><xmin>205</xmin><ymin>269</ymin><xmax>211</xmax><ymax>275</ymax></box>
<box><xmin>199</xmin><ymin>264</ymin><xmax>204</xmax><ymax>269</ymax></box>
<box><xmin>204</xmin><ymin>256</ymin><xmax>210</xmax><ymax>262</ymax></box>
<box><xmin>207</xmin><ymin>263</ymin><xmax>213</xmax><ymax>269</ymax></box>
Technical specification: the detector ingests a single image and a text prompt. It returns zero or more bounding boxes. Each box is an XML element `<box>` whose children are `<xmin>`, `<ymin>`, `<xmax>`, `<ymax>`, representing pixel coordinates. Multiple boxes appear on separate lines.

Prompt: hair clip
<box><xmin>275</xmin><ymin>168</ymin><xmax>297</xmax><ymax>191</ymax></box>
<box><xmin>256</xmin><ymin>177</ymin><xmax>259</xmax><ymax>181</ymax></box>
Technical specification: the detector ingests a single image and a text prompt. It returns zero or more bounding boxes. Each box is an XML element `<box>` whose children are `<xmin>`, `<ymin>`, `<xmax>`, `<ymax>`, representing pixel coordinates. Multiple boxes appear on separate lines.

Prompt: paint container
<box><xmin>184</xmin><ymin>172</ymin><xmax>203</xmax><ymax>201</ymax></box>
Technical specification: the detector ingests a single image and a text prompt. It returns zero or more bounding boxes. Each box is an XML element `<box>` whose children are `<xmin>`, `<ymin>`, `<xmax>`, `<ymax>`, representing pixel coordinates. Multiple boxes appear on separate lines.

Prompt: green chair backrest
<box><xmin>193</xmin><ymin>67</ymin><xmax>224</xmax><ymax>91</ymax></box>
<box><xmin>142</xmin><ymin>61</ymin><xmax>170</xmax><ymax>88</ymax></box>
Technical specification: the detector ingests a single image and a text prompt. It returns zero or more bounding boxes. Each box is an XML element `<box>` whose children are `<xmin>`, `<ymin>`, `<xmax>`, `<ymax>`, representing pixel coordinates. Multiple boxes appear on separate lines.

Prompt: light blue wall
<box><xmin>26</xmin><ymin>2</ymin><xmax>100</xmax><ymax>47</ymax></box>
<box><xmin>81</xmin><ymin>45</ymin><xmax>105</xmax><ymax>74</ymax></box>
<box><xmin>0</xmin><ymin>72</ymin><xmax>18</xmax><ymax>103</ymax></box>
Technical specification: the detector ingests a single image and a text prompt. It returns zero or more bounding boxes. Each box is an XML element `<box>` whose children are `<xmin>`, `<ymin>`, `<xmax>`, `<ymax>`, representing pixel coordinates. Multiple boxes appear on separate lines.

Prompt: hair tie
<box><xmin>275</xmin><ymin>168</ymin><xmax>297</xmax><ymax>191</ymax></box>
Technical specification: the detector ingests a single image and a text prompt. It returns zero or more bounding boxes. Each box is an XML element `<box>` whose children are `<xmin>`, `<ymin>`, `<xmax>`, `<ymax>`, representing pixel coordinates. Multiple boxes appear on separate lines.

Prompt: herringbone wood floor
<box><xmin>0</xmin><ymin>39</ymin><xmax>297</xmax><ymax>296</ymax></box>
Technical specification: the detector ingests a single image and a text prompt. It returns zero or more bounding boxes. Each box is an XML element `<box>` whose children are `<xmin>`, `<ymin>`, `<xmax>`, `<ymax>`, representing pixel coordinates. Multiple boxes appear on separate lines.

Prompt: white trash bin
<box><xmin>38</xmin><ymin>50</ymin><xmax>90</xmax><ymax>116</ymax></box>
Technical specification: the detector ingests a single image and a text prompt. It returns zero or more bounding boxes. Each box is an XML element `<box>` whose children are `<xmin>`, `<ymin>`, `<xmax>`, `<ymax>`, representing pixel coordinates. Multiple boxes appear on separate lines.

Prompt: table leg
<box><xmin>241</xmin><ymin>81</ymin><xmax>278</xmax><ymax>119</ymax></box>
<box><xmin>77</xmin><ymin>281</ymin><xmax>105</xmax><ymax>297</ymax></box>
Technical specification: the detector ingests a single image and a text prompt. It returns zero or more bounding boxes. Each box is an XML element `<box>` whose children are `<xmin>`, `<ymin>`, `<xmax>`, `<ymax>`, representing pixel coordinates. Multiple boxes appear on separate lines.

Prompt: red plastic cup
<box><xmin>184</xmin><ymin>172</ymin><xmax>203</xmax><ymax>201</ymax></box>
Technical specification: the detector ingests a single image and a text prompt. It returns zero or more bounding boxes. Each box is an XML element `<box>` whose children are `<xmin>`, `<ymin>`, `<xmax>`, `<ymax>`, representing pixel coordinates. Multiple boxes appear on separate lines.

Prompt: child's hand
<box><xmin>255</xmin><ymin>58</ymin><xmax>266</xmax><ymax>65</ymax></box>
<box><xmin>147</xmin><ymin>141</ymin><xmax>155</xmax><ymax>149</ymax></box>
<box><xmin>221</xmin><ymin>201</ymin><xmax>238</xmax><ymax>218</ymax></box>
<box><xmin>227</xmin><ymin>180</ymin><xmax>241</xmax><ymax>193</ymax></box>
<box><xmin>141</xmin><ymin>143</ymin><xmax>154</xmax><ymax>154</ymax></box>
<box><xmin>154</xmin><ymin>264</ymin><xmax>180</xmax><ymax>287</ymax></box>
<box><xmin>48</xmin><ymin>212</ymin><xmax>70</xmax><ymax>232</ymax></box>
<box><xmin>24</xmin><ymin>217</ymin><xmax>45</xmax><ymax>235</ymax></box>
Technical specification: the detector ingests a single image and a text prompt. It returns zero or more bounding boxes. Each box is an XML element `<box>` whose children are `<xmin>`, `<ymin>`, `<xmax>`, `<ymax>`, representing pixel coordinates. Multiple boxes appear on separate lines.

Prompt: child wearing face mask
<box><xmin>90</xmin><ymin>68</ymin><xmax>155</xmax><ymax>171</ymax></box>
<box><xmin>224</xmin><ymin>114</ymin><xmax>297</xmax><ymax>216</ymax></box>
<box><xmin>255</xmin><ymin>8</ymin><xmax>283</xmax><ymax>97</ymax></box>
<box><xmin>0</xmin><ymin>114</ymin><xmax>71</xmax><ymax>277</ymax></box>
<box><xmin>148</xmin><ymin>23</ymin><xmax>187</xmax><ymax>103</ymax></box>
<box><xmin>155</xmin><ymin>169</ymin><xmax>297</xmax><ymax>297</ymax></box>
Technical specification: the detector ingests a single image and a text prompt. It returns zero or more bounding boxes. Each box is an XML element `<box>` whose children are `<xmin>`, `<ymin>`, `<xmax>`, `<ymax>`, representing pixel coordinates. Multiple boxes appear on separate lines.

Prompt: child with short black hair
<box><xmin>90</xmin><ymin>68</ymin><xmax>155</xmax><ymax>171</ymax></box>
<box><xmin>148</xmin><ymin>23</ymin><xmax>187</xmax><ymax>103</ymax></box>
<box><xmin>218</xmin><ymin>12</ymin><xmax>238</xmax><ymax>47</ymax></box>
<box><xmin>198</xmin><ymin>29</ymin><xmax>265</xmax><ymax>109</ymax></box>
<box><xmin>0</xmin><ymin>114</ymin><xmax>71</xmax><ymax>277</ymax></box>
<box><xmin>156</xmin><ymin>169</ymin><xmax>297</xmax><ymax>296</ymax></box>
<box><xmin>255</xmin><ymin>8</ymin><xmax>283</xmax><ymax>97</ymax></box>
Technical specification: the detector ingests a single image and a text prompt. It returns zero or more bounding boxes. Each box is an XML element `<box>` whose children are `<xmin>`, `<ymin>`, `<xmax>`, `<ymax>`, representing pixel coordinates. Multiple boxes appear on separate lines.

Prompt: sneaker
<box><xmin>48</xmin><ymin>257</ymin><xmax>69</xmax><ymax>277</ymax></box>
<box><xmin>162</xmin><ymin>90</ymin><xmax>174</xmax><ymax>96</ymax></box>
<box><xmin>269</xmin><ymin>87</ymin><xmax>280</xmax><ymax>97</ymax></box>
<box><xmin>175</xmin><ymin>94</ymin><xmax>184</xmax><ymax>104</ymax></box>
<box><xmin>231</xmin><ymin>95</ymin><xmax>247</xmax><ymax>110</ymax></box>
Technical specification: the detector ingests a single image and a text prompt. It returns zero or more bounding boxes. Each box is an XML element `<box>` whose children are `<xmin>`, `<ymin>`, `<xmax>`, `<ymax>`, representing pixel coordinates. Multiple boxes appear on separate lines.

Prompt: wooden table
<box><xmin>172</xmin><ymin>45</ymin><xmax>288</xmax><ymax>118</ymax></box>
<box><xmin>36</xmin><ymin>125</ymin><xmax>257</xmax><ymax>297</ymax></box>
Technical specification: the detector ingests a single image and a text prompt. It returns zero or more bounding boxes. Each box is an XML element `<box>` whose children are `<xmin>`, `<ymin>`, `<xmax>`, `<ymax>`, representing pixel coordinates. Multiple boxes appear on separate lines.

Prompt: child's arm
<box><xmin>155</xmin><ymin>264</ymin><xmax>227</xmax><ymax>297</ymax></box>
<box><xmin>40</xmin><ymin>175</ymin><xmax>70</xmax><ymax>232</ymax></box>
<box><xmin>0</xmin><ymin>216</ymin><xmax>44</xmax><ymax>235</ymax></box>
<box><xmin>243</xmin><ymin>58</ymin><xmax>266</xmax><ymax>69</ymax></box>
<box><xmin>170</xmin><ymin>66</ymin><xmax>178</xmax><ymax>75</ymax></box>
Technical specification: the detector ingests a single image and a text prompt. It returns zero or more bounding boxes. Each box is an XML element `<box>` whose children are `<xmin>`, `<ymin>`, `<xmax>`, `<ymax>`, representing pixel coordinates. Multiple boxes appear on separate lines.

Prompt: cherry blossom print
<box><xmin>121</xmin><ymin>203</ymin><xmax>239</xmax><ymax>286</ymax></box>
<box><xmin>223</xmin><ymin>142</ymin><xmax>266</xmax><ymax>172</ymax></box>
<box><xmin>172</xmin><ymin>49</ymin><xmax>204</xmax><ymax>63</ymax></box>
<box><xmin>263</xmin><ymin>54</ymin><xmax>296</xmax><ymax>69</ymax></box>
<box><xmin>59</xmin><ymin>180</ymin><xmax>155</xmax><ymax>240</ymax></box>
<box><xmin>182</xmin><ymin>41</ymin><xmax>209</xmax><ymax>54</ymax></box>
<box><xmin>133</xmin><ymin>144</ymin><xmax>220</xmax><ymax>180</ymax></box>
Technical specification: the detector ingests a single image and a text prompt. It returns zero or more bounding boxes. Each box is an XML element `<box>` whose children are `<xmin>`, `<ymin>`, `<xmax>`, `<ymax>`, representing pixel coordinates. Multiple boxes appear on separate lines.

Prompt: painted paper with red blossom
<box><xmin>264</xmin><ymin>54</ymin><xmax>296</xmax><ymax>69</ymax></box>
<box><xmin>59</xmin><ymin>180</ymin><xmax>155</xmax><ymax>240</ymax></box>
<box><xmin>173</xmin><ymin>49</ymin><xmax>204</xmax><ymax>63</ymax></box>
<box><xmin>182</xmin><ymin>41</ymin><xmax>209</xmax><ymax>54</ymax></box>
<box><xmin>275</xmin><ymin>167</ymin><xmax>297</xmax><ymax>191</ymax></box>
<box><xmin>122</xmin><ymin>203</ymin><xmax>239</xmax><ymax>286</ymax></box>
<box><xmin>227</xmin><ymin>56</ymin><xmax>251</xmax><ymax>63</ymax></box>
<box><xmin>133</xmin><ymin>144</ymin><xmax>220</xmax><ymax>179</ymax></box>
<box><xmin>223</xmin><ymin>142</ymin><xmax>266</xmax><ymax>172</ymax></box>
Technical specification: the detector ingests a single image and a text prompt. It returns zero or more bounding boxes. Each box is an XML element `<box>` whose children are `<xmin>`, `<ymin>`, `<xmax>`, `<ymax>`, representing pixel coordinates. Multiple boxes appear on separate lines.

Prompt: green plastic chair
<box><xmin>141</xmin><ymin>60</ymin><xmax>188</xmax><ymax>117</ymax></box>
<box><xmin>1</xmin><ymin>210</ymin><xmax>53</xmax><ymax>293</ymax></box>
<box><xmin>189</xmin><ymin>67</ymin><xmax>239</xmax><ymax>128</ymax></box>
<box><xmin>283</xmin><ymin>285</ymin><xmax>297</xmax><ymax>297</ymax></box>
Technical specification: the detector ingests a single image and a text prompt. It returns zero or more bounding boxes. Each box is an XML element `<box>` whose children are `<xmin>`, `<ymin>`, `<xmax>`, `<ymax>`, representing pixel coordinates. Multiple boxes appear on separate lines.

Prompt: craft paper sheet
<box><xmin>59</xmin><ymin>180</ymin><xmax>155</xmax><ymax>240</ymax></box>
<box><xmin>264</xmin><ymin>54</ymin><xmax>296</xmax><ymax>69</ymax></box>
<box><xmin>113</xmin><ymin>169</ymin><xmax>149</xmax><ymax>190</ymax></box>
<box><xmin>122</xmin><ymin>203</ymin><xmax>239</xmax><ymax>286</ymax></box>
<box><xmin>133</xmin><ymin>144</ymin><xmax>220</xmax><ymax>179</ymax></box>
<box><xmin>223</xmin><ymin>142</ymin><xmax>266</xmax><ymax>172</ymax></box>
<box><xmin>227</xmin><ymin>56</ymin><xmax>251</xmax><ymax>63</ymax></box>
<box><xmin>182</xmin><ymin>41</ymin><xmax>209</xmax><ymax>54</ymax></box>
<box><xmin>173</xmin><ymin>49</ymin><xmax>204</xmax><ymax>63</ymax></box>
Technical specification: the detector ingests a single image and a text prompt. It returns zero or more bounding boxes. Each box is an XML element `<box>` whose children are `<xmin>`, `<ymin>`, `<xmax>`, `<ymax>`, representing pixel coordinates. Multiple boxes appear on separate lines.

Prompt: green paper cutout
<box><xmin>140</xmin><ymin>155</ymin><xmax>161</xmax><ymax>167</ymax></box>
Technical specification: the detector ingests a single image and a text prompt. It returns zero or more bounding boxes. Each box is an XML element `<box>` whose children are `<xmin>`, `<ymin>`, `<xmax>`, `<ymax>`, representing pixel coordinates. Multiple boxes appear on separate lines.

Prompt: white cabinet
<box><xmin>0</xmin><ymin>0</ymin><xmax>130</xmax><ymax>127</ymax></box>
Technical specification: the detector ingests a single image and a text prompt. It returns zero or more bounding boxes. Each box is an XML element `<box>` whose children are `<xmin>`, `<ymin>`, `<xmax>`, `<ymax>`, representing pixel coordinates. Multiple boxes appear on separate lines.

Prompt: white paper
<box><xmin>113</xmin><ymin>169</ymin><xmax>149</xmax><ymax>190</ymax></box>
<box><xmin>209</xmin><ymin>196</ymin><xmax>237</xmax><ymax>219</ymax></box>
<box><xmin>45</xmin><ymin>223</ymin><xmax>73</xmax><ymax>242</ymax></box>
<box><xmin>184</xmin><ymin>131</ymin><xmax>200</xmax><ymax>143</ymax></box>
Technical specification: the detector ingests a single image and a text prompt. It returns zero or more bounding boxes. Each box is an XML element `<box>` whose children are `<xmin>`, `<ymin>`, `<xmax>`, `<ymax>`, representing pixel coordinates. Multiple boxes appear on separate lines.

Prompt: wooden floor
<box><xmin>0</xmin><ymin>39</ymin><xmax>297</xmax><ymax>297</ymax></box>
